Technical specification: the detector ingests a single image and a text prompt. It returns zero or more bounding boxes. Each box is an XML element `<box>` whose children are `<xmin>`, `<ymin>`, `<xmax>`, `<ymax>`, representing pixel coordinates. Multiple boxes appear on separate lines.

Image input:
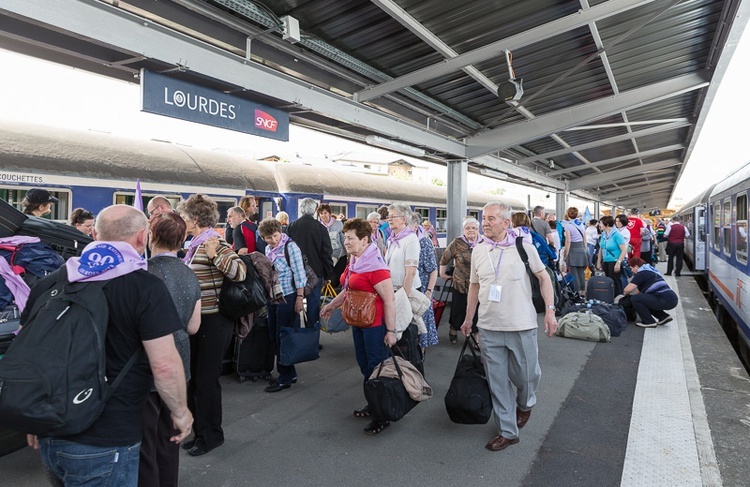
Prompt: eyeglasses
<box><xmin>387</xmin><ymin>214</ymin><xmax>405</xmax><ymax>220</ymax></box>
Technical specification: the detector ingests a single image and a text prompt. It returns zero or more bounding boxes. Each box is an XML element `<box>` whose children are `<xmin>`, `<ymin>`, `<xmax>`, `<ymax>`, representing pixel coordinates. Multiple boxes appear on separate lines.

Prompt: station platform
<box><xmin>2</xmin><ymin>263</ymin><xmax>749</xmax><ymax>486</ymax></box>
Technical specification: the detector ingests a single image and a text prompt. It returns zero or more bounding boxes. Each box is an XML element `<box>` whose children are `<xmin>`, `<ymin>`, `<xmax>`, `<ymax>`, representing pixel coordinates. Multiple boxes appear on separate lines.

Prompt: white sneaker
<box><xmin>657</xmin><ymin>316</ymin><xmax>673</xmax><ymax>326</ymax></box>
<box><xmin>635</xmin><ymin>322</ymin><xmax>657</xmax><ymax>328</ymax></box>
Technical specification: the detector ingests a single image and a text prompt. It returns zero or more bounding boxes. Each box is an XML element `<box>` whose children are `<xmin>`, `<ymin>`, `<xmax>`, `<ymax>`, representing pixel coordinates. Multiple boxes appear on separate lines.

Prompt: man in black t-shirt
<box><xmin>25</xmin><ymin>205</ymin><xmax>192</xmax><ymax>487</ymax></box>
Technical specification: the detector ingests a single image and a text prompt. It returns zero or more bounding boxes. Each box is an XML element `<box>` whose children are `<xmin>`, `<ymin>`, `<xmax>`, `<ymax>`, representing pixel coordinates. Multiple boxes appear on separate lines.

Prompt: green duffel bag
<box><xmin>556</xmin><ymin>311</ymin><xmax>611</xmax><ymax>343</ymax></box>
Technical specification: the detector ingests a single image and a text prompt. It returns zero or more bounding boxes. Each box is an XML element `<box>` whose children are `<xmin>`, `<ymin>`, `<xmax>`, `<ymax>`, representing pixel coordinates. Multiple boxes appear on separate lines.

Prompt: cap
<box><xmin>25</xmin><ymin>188</ymin><xmax>59</xmax><ymax>205</ymax></box>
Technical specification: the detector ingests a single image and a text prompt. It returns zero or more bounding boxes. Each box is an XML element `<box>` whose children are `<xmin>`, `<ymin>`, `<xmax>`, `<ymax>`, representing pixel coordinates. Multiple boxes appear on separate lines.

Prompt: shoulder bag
<box><xmin>342</xmin><ymin>289</ymin><xmax>378</xmax><ymax>328</ymax></box>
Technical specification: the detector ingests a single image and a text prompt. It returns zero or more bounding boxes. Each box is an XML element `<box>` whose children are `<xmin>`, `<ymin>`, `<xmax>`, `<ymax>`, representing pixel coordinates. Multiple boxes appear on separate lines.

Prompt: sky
<box><xmin>0</xmin><ymin>20</ymin><xmax>748</xmax><ymax>211</ymax></box>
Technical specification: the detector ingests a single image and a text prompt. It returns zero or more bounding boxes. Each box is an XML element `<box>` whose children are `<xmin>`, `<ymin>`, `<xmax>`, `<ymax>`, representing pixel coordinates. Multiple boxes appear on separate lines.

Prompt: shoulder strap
<box><xmin>515</xmin><ymin>236</ymin><xmax>530</xmax><ymax>265</ymax></box>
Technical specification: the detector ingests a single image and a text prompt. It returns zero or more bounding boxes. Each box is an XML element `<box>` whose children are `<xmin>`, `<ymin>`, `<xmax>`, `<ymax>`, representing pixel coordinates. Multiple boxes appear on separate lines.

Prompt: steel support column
<box><xmin>447</xmin><ymin>160</ymin><xmax>468</xmax><ymax>244</ymax></box>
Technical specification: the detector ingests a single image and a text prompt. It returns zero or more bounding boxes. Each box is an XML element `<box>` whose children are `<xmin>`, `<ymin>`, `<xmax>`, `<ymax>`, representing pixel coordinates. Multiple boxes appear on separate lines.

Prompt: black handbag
<box><xmin>278</xmin><ymin>314</ymin><xmax>320</xmax><ymax>366</ymax></box>
<box><xmin>444</xmin><ymin>335</ymin><xmax>492</xmax><ymax>424</ymax></box>
<box><xmin>364</xmin><ymin>347</ymin><xmax>418</xmax><ymax>422</ymax></box>
<box><xmin>219</xmin><ymin>255</ymin><xmax>268</xmax><ymax>320</ymax></box>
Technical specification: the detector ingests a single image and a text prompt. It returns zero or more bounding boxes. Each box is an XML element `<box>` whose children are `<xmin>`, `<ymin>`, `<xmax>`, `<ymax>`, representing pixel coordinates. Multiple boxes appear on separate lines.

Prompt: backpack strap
<box><xmin>515</xmin><ymin>235</ymin><xmax>530</xmax><ymax>266</ymax></box>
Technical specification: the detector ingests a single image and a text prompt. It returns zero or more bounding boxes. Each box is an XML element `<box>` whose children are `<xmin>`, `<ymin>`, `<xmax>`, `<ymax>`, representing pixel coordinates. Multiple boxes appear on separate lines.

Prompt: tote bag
<box><xmin>278</xmin><ymin>313</ymin><xmax>320</xmax><ymax>366</ymax></box>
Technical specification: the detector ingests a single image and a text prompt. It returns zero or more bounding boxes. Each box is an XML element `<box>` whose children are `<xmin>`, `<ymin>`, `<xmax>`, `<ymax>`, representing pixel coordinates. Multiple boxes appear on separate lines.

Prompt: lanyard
<box><xmin>486</xmin><ymin>248</ymin><xmax>504</xmax><ymax>281</ymax></box>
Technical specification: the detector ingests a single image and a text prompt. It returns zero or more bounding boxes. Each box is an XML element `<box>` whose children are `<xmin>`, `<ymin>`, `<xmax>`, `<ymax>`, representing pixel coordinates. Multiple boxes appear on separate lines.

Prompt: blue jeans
<box><xmin>631</xmin><ymin>291</ymin><xmax>678</xmax><ymax>324</ymax></box>
<box><xmin>306</xmin><ymin>277</ymin><xmax>323</xmax><ymax>326</ymax></box>
<box><xmin>352</xmin><ymin>324</ymin><xmax>388</xmax><ymax>383</ymax></box>
<box><xmin>268</xmin><ymin>292</ymin><xmax>300</xmax><ymax>384</ymax></box>
<box><xmin>40</xmin><ymin>438</ymin><xmax>141</xmax><ymax>487</ymax></box>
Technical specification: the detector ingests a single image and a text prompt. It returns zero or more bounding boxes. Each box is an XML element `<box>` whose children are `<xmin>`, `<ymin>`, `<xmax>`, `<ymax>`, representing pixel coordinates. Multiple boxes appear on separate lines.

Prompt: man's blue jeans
<box><xmin>40</xmin><ymin>438</ymin><xmax>141</xmax><ymax>487</ymax></box>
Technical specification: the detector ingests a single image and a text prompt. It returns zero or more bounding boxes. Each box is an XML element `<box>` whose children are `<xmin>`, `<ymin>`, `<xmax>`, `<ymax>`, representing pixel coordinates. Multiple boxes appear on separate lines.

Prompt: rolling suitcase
<box><xmin>234</xmin><ymin>310</ymin><xmax>274</xmax><ymax>382</ymax></box>
<box><xmin>17</xmin><ymin>216</ymin><xmax>92</xmax><ymax>260</ymax></box>
<box><xmin>585</xmin><ymin>274</ymin><xmax>615</xmax><ymax>303</ymax></box>
<box><xmin>432</xmin><ymin>282</ymin><xmax>451</xmax><ymax>328</ymax></box>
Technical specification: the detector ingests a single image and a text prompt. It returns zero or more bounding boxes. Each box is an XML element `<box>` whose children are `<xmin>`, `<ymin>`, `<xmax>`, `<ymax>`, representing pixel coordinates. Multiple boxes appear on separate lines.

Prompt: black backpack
<box><xmin>218</xmin><ymin>254</ymin><xmax>268</xmax><ymax>320</ymax></box>
<box><xmin>0</xmin><ymin>268</ymin><xmax>139</xmax><ymax>436</ymax></box>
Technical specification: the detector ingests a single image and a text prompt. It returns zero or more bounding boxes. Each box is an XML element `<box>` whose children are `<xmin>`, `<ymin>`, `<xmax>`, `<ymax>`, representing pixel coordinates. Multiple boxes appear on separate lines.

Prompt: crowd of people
<box><xmin>8</xmin><ymin>187</ymin><xmax>691</xmax><ymax>486</ymax></box>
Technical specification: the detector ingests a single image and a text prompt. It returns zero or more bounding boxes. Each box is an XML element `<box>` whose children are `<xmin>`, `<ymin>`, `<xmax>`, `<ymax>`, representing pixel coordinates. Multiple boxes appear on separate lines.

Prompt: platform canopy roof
<box><xmin>1</xmin><ymin>0</ymin><xmax>748</xmax><ymax>209</ymax></box>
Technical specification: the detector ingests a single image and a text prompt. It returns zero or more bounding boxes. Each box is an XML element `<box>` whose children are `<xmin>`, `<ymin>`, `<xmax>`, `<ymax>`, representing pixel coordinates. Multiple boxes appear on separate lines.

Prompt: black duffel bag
<box><xmin>219</xmin><ymin>255</ymin><xmax>268</xmax><ymax>320</ymax></box>
<box><xmin>444</xmin><ymin>335</ymin><xmax>492</xmax><ymax>424</ymax></box>
<box><xmin>364</xmin><ymin>348</ymin><xmax>418</xmax><ymax>422</ymax></box>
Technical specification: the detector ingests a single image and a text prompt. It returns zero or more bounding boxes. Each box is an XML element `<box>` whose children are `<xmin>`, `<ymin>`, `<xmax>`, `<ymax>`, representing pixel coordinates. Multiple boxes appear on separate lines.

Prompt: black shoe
<box><xmin>267</xmin><ymin>376</ymin><xmax>297</xmax><ymax>385</ymax></box>
<box><xmin>265</xmin><ymin>382</ymin><xmax>291</xmax><ymax>393</ymax></box>
<box><xmin>181</xmin><ymin>437</ymin><xmax>197</xmax><ymax>450</ymax></box>
<box><xmin>664</xmin><ymin>273</ymin><xmax>672</xmax><ymax>276</ymax></box>
<box><xmin>187</xmin><ymin>439</ymin><xmax>223</xmax><ymax>457</ymax></box>
<box><xmin>675</xmin><ymin>273</ymin><xmax>681</xmax><ymax>277</ymax></box>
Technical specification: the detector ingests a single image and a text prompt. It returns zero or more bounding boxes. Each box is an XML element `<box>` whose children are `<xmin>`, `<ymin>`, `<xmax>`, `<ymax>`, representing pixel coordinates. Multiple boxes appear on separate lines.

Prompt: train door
<box><xmin>259</xmin><ymin>199</ymin><xmax>274</xmax><ymax>221</ymax></box>
<box><xmin>694</xmin><ymin>204</ymin><xmax>707</xmax><ymax>271</ymax></box>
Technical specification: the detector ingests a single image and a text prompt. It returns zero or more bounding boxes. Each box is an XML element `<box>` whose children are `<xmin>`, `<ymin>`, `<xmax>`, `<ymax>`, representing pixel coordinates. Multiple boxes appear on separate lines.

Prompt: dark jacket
<box><xmin>287</xmin><ymin>214</ymin><xmax>333</xmax><ymax>280</ymax></box>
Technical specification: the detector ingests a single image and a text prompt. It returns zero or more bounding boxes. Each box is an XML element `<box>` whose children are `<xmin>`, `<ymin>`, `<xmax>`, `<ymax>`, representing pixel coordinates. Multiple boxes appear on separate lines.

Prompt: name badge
<box><xmin>489</xmin><ymin>284</ymin><xmax>502</xmax><ymax>302</ymax></box>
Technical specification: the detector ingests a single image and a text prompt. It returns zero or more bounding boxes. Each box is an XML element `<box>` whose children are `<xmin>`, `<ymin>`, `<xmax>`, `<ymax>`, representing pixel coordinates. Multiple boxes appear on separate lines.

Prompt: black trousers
<box><xmin>631</xmin><ymin>291</ymin><xmax>678</xmax><ymax>324</ymax></box>
<box><xmin>666</xmin><ymin>242</ymin><xmax>685</xmax><ymax>275</ymax></box>
<box><xmin>188</xmin><ymin>312</ymin><xmax>234</xmax><ymax>449</ymax></box>
<box><xmin>601</xmin><ymin>261</ymin><xmax>623</xmax><ymax>297</ymax></box>
<box><xmin>139</xmin><ymin>391</ymin><xmax>180</xmax><ymax>487</ymax></box>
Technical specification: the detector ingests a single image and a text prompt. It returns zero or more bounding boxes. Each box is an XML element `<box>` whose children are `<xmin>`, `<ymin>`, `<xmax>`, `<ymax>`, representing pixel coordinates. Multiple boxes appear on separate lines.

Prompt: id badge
<box><xmin>489</xmin><ymin>284</ymin><xmax>502</xmax><ymax>302</ymax></box>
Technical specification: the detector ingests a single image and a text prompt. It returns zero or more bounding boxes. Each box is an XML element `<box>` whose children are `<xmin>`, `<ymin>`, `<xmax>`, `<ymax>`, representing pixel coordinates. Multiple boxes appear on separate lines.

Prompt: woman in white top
<box><xmin>384</xmin><ymin>203</ymin><xmax>421</xmax><ymax>296</ymax></box>
<box><xmin>548</xmin><ymin>220</ymin><xmax>562</xmax><ymax>265</ymax></box>
<box><xmin>584</xmin><ymin>219</ymin><xmax>599</xmax><ymax>270</ymax></box>
<box><xmin>561</xmin><ymin>207</ymin><xmax>588</xmax><ymax>295</ymax></box>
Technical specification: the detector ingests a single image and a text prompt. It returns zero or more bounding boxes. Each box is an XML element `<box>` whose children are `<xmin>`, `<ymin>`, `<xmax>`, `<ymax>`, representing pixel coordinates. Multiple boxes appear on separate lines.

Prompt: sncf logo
<box><xmin>255</xmin><ymin>109</ymin><xmax>278</xmax><ymax>132</ymax></box>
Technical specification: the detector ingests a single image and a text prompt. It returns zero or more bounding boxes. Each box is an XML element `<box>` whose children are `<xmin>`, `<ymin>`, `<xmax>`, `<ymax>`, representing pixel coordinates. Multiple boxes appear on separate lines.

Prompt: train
<box><xmin>677</xmin><ymin>161</ymin><xmax>750</xmax><ymax>365</ymax></box>
<box><xmin>0</xmin><ymin>119</ymin><xmax>525</xmax><ymax>243</ymax></box>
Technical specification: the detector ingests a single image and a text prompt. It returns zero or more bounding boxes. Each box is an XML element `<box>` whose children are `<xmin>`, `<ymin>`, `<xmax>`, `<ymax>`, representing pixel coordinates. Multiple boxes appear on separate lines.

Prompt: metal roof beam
<box><xmin>604</xmin><ymin>182</ymin><xmax>674</xmax><ymax>200</ymax></box>
<box><xmin>516</xmin><ymin>120</ymin><xmax>690</xmax><ymax>164</ymax></box>
<box><xmin>568</xmin><ymin>160</ymin><xmax>681</xmax><ymax>190</ymax></box>
<box><xmin>0</xmin><ymin>0</ymin><xmax>468</xmax><ymax>156</ymax></box>
<box><xmin>370</xmin><ymin>0</ymin><xmax>498</xmax><ymax>96</ymax></box>
<box><xmin>548</xmin><ymin>144</ymin><xmax>684</xmax><ymax>176</ymax></box>
<box><xmin>355</xmin><ymin>0</ymin><xmax>658</xmax><ymax>102</ymax></box>
<box><xmin>466</xmin><ymin>72</ymin><xmax>709</xmax><ymax>158</ymax></box>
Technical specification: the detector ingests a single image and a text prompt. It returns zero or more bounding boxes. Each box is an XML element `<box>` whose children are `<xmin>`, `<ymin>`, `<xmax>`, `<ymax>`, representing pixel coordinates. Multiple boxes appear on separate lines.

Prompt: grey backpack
<box><xmin>557</xmin><ymin>311</ymin><xmax>611</xmax><ymax>343</ymax></box>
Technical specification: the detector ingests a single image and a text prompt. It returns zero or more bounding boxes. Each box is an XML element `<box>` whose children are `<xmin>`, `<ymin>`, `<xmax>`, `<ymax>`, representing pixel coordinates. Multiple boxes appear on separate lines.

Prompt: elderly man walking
<box><xmin>461</xmin><ymin>201</ymin><xmax>557</xmax><ymax>452</ymax></box>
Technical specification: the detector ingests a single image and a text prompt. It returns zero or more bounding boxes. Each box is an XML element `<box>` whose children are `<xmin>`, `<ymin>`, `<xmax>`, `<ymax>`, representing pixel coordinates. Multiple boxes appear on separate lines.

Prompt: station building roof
<box><xmin>1</xmin><ymin>0</ymin><xmax>747</xmax><ymax>209</ymax></box>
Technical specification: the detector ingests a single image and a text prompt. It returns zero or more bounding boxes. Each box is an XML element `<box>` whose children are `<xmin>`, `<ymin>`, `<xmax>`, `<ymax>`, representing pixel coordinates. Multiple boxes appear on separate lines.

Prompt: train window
<box><xmin>713</xmin><ymin>203</ymin><xmax>721</xmax><ymax>251</ymax></box>
<box><xmin>723</xmin><ymin>200</ymin><xmax>731</xmax><ymax>256</ymax></box>
<box><xmin>0</xmin><ymin>187</ymin><xmax>71</xmax><ymax>222</ymax></box>
<box><xmin>355</xmin><ymin>204</ymin><xmax>378</xmax><ymax>219</ymax></box>
<box><xmin>468</xmin><ymin>210</ymin><xmax>480</xmax><ymax>220</ymax></box>
<box><xmin>737</xmin><ymin>193</ymin><xmax>748</xmax><ymax>263</ymax></box>
<box><xmin>413</xmin><ymin>207</ymin><xmax>429</xmax><ymax>222</ymax></box>
<box><xmin>113</xmin><ymin>193</ymin><xmax>182</xmax><ymax>213</ymax></box>
<box><xmin>325</xmin><ymin>202</ymin><xmax>347</xmax><ymax>218</ymax></box>
<box><xmin>436</xmin><ymin>208</ymin><xmax>447</xmax><ymax>232</ymax></box>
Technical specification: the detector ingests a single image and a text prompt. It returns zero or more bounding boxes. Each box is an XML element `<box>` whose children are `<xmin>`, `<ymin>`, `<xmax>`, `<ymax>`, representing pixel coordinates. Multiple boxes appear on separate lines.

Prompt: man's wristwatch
<box><xmin>546</xmin><ymin>304</ymin><xmax>556</xmax><ymax>310</ymax></box>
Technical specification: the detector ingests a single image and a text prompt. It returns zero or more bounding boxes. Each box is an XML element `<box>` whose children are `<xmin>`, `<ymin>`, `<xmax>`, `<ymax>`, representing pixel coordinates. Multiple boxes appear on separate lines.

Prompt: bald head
<box><xmin>146</xmin><ymin>196</ymin><xmax>173</xmax><ymax>218</ymax></box>
<box><xmin>94</xmin><ymin>205</ymin><xmax>148</xmax><ymax>252</ymax></box>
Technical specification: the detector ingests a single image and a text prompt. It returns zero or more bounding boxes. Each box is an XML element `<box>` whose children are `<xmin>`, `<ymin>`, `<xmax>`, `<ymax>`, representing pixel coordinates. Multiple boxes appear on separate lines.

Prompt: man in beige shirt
<box><xmin>462</xmin><ymin>201</ymin><xmax>557</xmax><ymax>452</ymax></box>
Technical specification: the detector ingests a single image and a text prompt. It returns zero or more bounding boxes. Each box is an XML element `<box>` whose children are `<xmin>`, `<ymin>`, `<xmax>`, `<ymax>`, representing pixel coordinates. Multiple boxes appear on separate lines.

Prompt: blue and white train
<box><xmin>677</xmin><ymin>161</ymin><xmax>750</xmax><ymax>365</ymax></box>
<box><xmin>0</xmin><ymin>119</ymin><xmax>525</xmax><ymax>243</ymax></box>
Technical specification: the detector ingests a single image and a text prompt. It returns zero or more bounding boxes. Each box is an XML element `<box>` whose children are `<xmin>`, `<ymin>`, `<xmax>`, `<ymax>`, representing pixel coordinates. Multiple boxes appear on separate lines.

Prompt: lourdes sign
<box><xmin>140</xmin><ymin>69</ymin><xmax>289</xmax><ymax>141</ymax></box>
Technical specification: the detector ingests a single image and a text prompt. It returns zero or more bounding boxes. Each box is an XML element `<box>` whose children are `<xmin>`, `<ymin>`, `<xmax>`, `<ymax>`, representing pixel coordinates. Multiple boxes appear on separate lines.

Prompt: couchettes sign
<box><xmin>140</xmin><ymin>69</ymin><xmax>289</xmax><ymax>141</ymax></box>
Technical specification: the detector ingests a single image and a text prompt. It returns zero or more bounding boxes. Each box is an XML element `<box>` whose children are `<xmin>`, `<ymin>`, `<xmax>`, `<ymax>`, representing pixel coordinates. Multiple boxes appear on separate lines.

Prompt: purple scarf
<box><xmin>513</xmin><ymin>225</ymin><xmax>533</xmax><ymax>244</ymax></box>
<box><xmin>460</xmin><ymin>235</ymin><xmax>484</xmax><ymax>249</ymax></box>
<box><xmin>485</xmin><ymin>229</ymin><xmax>519</xmax><ymax>250</ymax></box>
<box><xmin>321</xmin><ymin>218</ymin><xmax>335</xmax><ymax>231</ymax></box>
<box><xmin>266</xmin><ymin>234</ymin><xmax>291</xmax><ymax>263</ymax></box>
<box><xmin>0</xmin><ymin>258</ymin><xmax>30</xmax><ymax>311</ymax></box>
<box><xmin>66</xmin><ymin>241</ymin><xmax>147</xmax><ymax>282</ymax></box>
<box><xmin>388</xmin><ymin>226</ymin><xmax>415</xmax><ymax>248</ymax></box>
<box><xmin>350</xmin><ymin>243</ymin><xmax>389</xmax><ymax>274</ymax></box>
<box><xmin>416</xmin><ymin>226</ymin><xmax>428</xmax><ymax>241</ymax></box>
<box><xmin>182</xmin><ymin>228</ymin><xmax>221</xmax><ymax>264</ymax></box>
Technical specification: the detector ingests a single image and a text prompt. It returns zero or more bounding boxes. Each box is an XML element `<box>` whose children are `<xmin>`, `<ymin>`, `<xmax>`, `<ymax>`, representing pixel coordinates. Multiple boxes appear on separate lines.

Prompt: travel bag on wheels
<box><xmin>585</xmin><ymin>274</ymin><xmax>615</xmax><ymax>304</ymax></box>
<box><xmin>444</xmin><ymin>335</ymin><xmax>492</xmax><ymax>424</ymax></box>
<box><xmin>234</xmin><ymin>309</ymin><xmax>274</xmax><ymax>382</ymax></box>
<box><xmin>432</xmin><ymin>282</ymin><xmax>451</xmax><ymax>328</ymax></box>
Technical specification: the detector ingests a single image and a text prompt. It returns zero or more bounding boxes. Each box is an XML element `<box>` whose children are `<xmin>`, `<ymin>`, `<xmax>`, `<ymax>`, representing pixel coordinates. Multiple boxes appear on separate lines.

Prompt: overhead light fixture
<box><xmin>364</xmin><ymin>135</ymin><xmax>425</xmax><ymax>157</ymax></box>
<box><xmin>479</xmin><ymin>168</ymin><xmax>508</xmax><ymax>180</ymax></box>
<box><xmin>496</xmin><ymin>50</ymin><xmax>523</xmax><ymax>102</ymax></box>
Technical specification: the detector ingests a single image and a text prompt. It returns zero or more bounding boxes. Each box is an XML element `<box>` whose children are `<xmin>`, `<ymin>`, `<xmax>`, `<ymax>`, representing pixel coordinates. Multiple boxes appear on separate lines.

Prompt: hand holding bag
<box><xmin>320</xmin><ymin>282</ymin><xmax>348</xmax><ymax>333</ymax></box>
<box><xmin>363</xmin><ymin>347</ymin><xmax>419</xmax><ymax>422</ymax></box>
<box><xmin>278</xmin><ymin>313</ymin><xmax>320</xmax><ymax>366</ymax></box>
<box><xmin>342</xmin><ymin>289</ymin><xmax>378</xmax><ymax>328</ymax></box>
<box><xmin>444</xmin><ymin>335</ymin><xmax>492</xmax><ymax>424</ymax></box>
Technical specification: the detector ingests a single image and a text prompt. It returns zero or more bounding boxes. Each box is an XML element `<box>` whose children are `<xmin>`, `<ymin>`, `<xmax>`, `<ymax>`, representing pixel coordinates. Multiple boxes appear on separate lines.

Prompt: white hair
<box><xmin>299</xmin><ymin>198</ymin><xmax>318</xmax><ymax>216</ymax></box>
<box><xmin>463</xmin><ymin>217</ymin><xmax>479</xmax><ymax>228</ymax></box>
<box><xmin>484</xmin><ymin>201</ymin><xmax>512</xmax><ymax>220</ymax></box>
<box><xmin>366</xmin><ymin>212</ymin><xmax>381</xmax><ymax>221</ymax></box>
<box><xmin>388</xmin><ymin>203</ymin><xmax>412</xmax><ymax>218</ymax></box>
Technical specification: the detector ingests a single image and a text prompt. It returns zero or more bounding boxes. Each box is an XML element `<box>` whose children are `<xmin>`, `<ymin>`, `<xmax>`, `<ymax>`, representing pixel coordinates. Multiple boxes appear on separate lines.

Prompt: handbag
<box><xmin>319</xmin><ymin>282</ymin><xmax>348</xmax><ymax>333</ymax></box>
<box><xmin>219</xmin><ymin>255</ymin><xmax>268</xmax><ymax>320</ymax></box>
<box><xmin>363</xmin><ymin>347</ymin><xmax>418</xmax><ymax>422</ymax></box>
<box><xmin>342</xmin><ymin>289</ymin><xmax>378</xmax><ymax>328</ymax></box>
<box><xmin>444</xmin><ymin>335</ymin><xmax>492</xmax><ymax>424</ymax></box>
<box><xmin>278</xmin><ymin>313</ymin><xmax>320</xmax><ymax>366</ymax></box>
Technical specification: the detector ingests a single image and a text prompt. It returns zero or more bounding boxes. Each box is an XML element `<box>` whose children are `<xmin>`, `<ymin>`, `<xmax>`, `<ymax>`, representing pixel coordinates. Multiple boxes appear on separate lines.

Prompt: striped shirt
<box><xmin>188</xmin><ymin>239</ymin><xmax>246</xmax><ymax>314</ymax></box>
<box><xmin>268</xmin><ymin>241</ymin><xmax>307</xmax><ymax>296</ymax></box>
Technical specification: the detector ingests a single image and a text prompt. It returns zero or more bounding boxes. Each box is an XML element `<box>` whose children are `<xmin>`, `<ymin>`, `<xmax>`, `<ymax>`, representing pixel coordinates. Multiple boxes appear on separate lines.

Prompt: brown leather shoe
<box><xmin>516</xmin><ymin>408</ymin><xmax>531</xmax><ymax>429</ymax></box>
<box><xmin>485</xmin><ymin>434</ymin><xmax>519</xmax><ymax>452</ymax></box>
